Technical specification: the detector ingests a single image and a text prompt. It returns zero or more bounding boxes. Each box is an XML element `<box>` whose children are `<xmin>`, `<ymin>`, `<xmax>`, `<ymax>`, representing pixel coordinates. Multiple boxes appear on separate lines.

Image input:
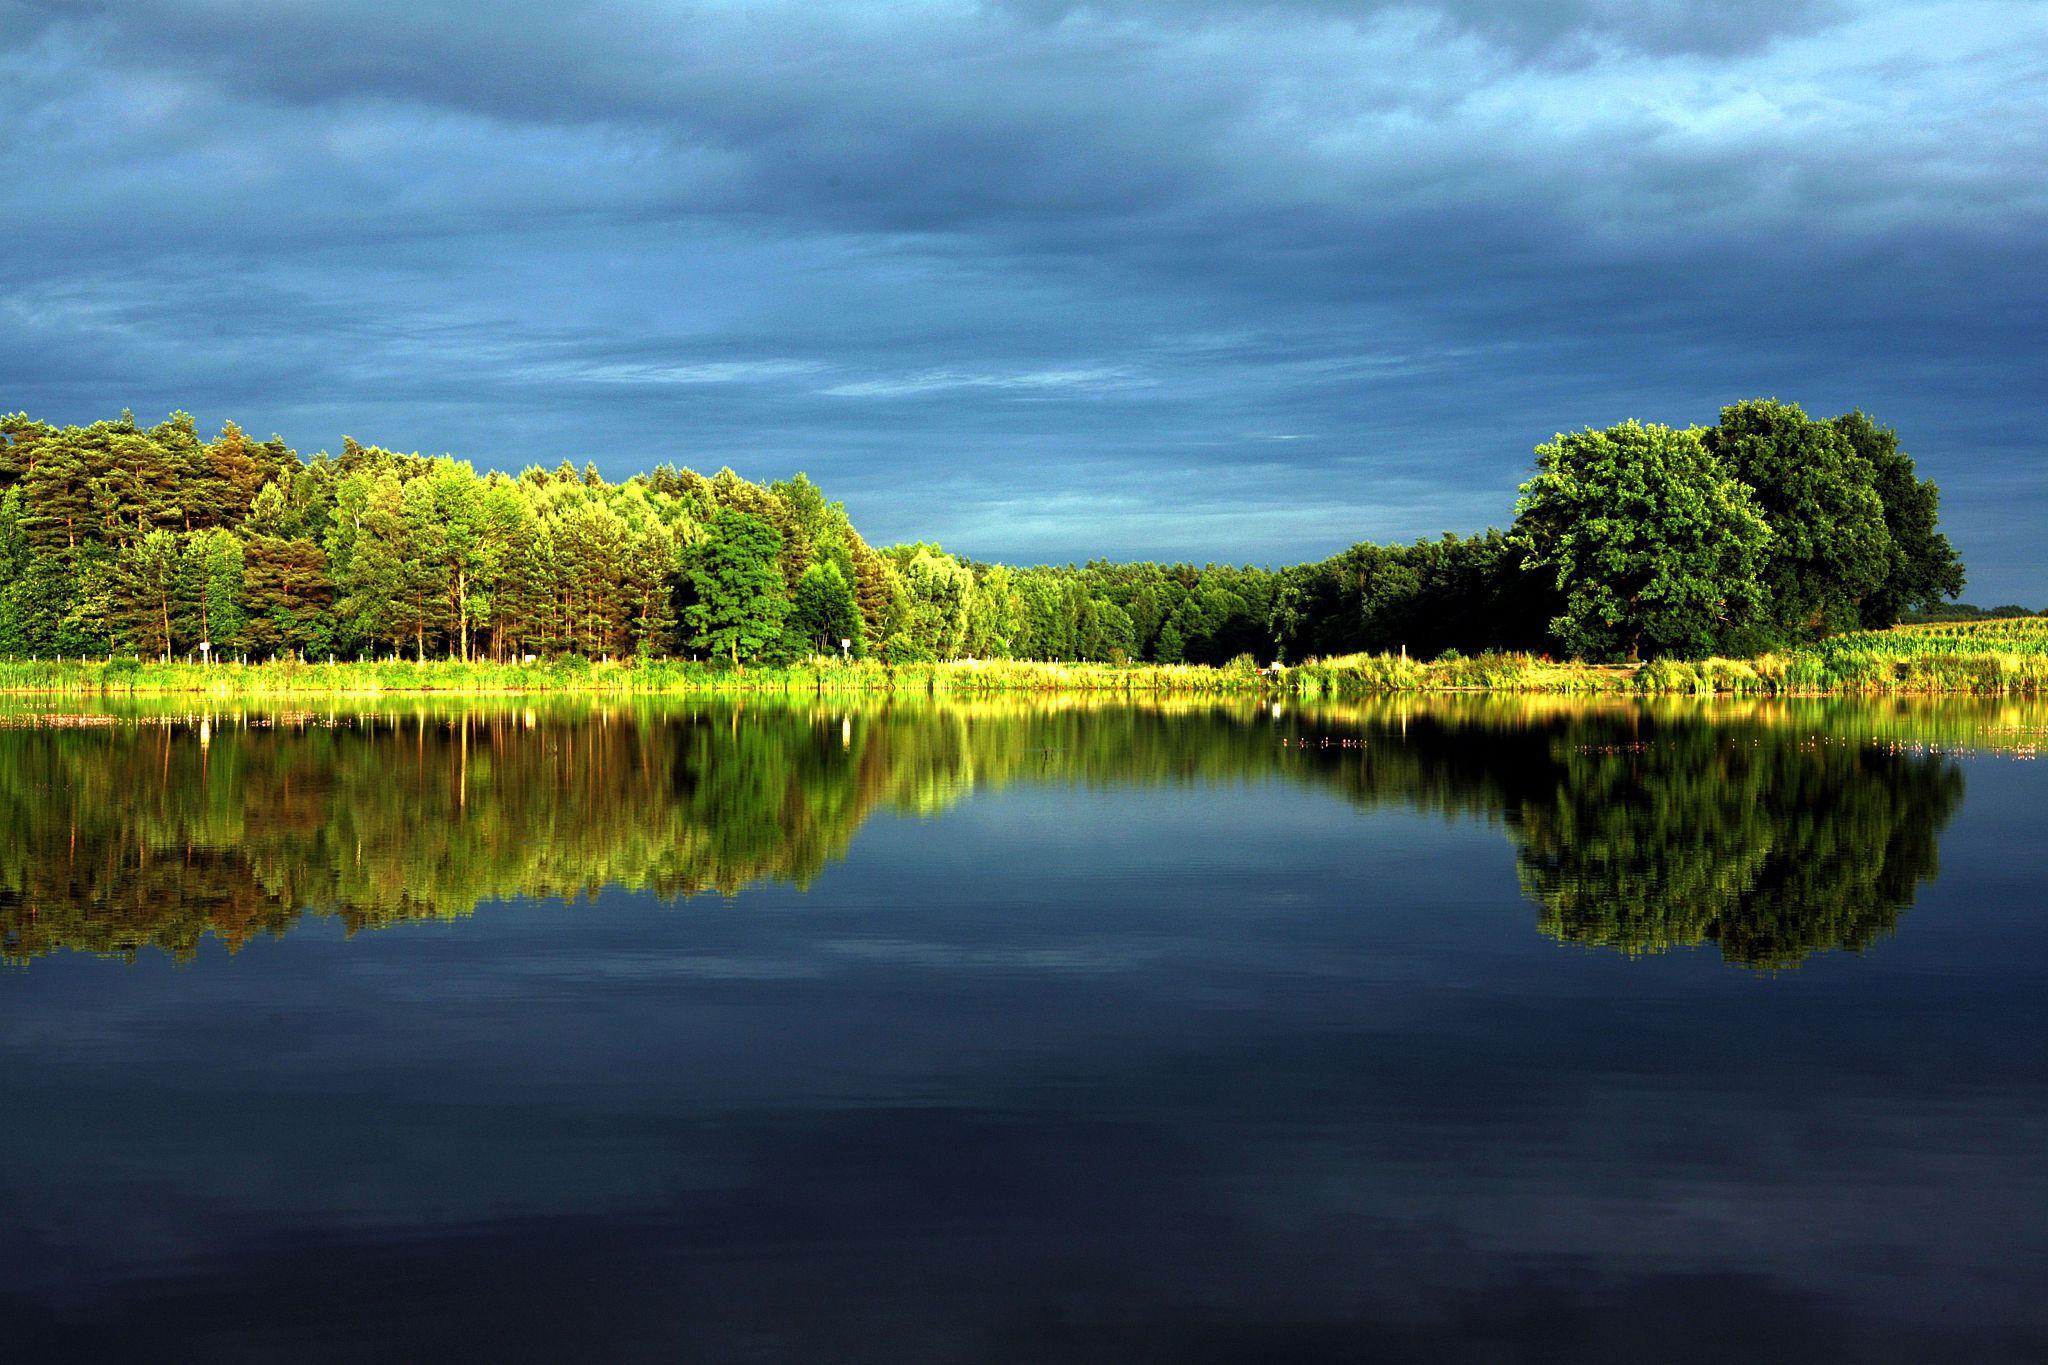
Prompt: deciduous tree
<box><xmin>1514</xmin><ymin>421</ymin><xmax>1771</xmax><ymax>661</ymax></box>
<box><xmin>683</xmin><ymin>510</ymin><xmax>788</xmax><ymax>666</ymax></box>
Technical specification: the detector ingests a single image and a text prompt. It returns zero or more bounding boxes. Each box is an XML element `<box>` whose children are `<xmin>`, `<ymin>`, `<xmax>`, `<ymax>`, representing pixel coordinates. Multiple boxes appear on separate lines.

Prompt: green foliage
<box><xmin>177</xmin><ymin>529</ymin><xmax>246</xmax><ymax>652</ymax></box>
<box><xmin>0</xmin><ymin>489</ymin><xmax>39</xmax><ymax>654</ymax></box>
<box><xmin>1703</xmin><ymin>399</ymin><xmax>1892</xmax><ymax>639</ymax></box>
<box><xmin>1831</xmin><ymin>409</ymin><xmax>1967</xmax><ymax>626</ymax></box>
<box><xmin>887</xmin><ymin>543</ymin><xmax>975</xmax><ymax>659</ymax></box>
<box><xmin>1901</xmin><ymin>601</ymin><xmax>2038</xmax><ymax>623</ymax></box>
<box><xmin>241</xmin><ymin>533</ymin><xmax>333</xmax><ymax>659</ymax></box>
<box><xmin>683</xmin><ymin>510</ymin><xmax>789</xmax><ymax>666</ymax></box>
<box><xmin>112</xmin><ymin>529</ymin><xmax>181</xmax><ymax>658</ymax></box>
<box><xmin>791</xmin><ymin>560</ymin><xmax>863</xmax><ymax>656</ymax></box>
<box><xmin>0</xmin><ymin>399</ymin><xmax>1970</xmax><ymax>671</ymax></box>
<box><xmin>4</xmin><ymin>615</ymin><xmax>2048</xmax><ymax>699</ymax></box>
<box><xmin>1514</xmin><ymin>420</ymin><xmax>1772</xmax><ymax>660</ymax></box>
<box><xmin>1806</xmin><ymin>616</ymin><xmax>2048</xmax><ymax>693</ymax></box>
<box><xmin>1271</xmin><ymin>530</ymin><xmax>1556</xmax><ymax>663</ymax></box>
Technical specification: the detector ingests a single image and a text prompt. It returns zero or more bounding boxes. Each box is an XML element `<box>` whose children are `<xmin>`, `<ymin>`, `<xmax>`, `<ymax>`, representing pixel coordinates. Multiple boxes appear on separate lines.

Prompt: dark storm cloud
<box><xmin>3</xmin><ymin>0</ymin><xmax>2044</xmax><ymax>594</ymax></box>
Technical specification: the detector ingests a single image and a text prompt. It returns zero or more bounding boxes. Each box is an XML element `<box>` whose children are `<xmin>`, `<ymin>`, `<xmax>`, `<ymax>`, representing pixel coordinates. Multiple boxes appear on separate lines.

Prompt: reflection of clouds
<box><xmin>512</xmin><ymin>954</ymin><xmax>833</xmax><ymax>983</ymax></box>
<box><xmin>342</xmin><ymin>936</ymin><xmax>1170</xmax><ymax>990</ymax></box>
<box><xmin>343</xmin><ymin>953</ymin><xmax>830</xmax><ymax>995</ymax></box>
<box><xmin>817</xmin><ymin>937</ymin><xmax>1166</xmax><ymax>973</ymax></box>
<box><xmin>10</xmin><ymin>950</ymin><xmax>2045</xmax><ymax>1356</ymax></box>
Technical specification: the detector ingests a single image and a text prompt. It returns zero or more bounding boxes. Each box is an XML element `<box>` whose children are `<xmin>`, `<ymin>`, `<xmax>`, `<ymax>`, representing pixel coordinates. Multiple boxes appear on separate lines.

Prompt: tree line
<box><xmin>0</xmin><ymin>398</ymin><xmax>1964</xmax><ymax>665</ymax></box>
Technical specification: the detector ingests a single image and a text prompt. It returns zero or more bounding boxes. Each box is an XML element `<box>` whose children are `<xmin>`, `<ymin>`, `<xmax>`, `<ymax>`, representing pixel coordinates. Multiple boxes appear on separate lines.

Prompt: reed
<box><xmin>4</xmin><ymin>618</ymin><xmax>2045</xmax><ymax>697</ymax></box>
<box><xmin>0</xmin><ymin>656</ymin><xmax>1276</xmax><ymax>697</ymax></box>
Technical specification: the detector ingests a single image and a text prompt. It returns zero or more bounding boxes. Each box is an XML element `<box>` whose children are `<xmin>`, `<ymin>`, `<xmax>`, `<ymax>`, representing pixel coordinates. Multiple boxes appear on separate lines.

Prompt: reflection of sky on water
<box><xmin>3</xmin><ymin>763</ymin><xmax>2045</xmax><ymax>1359</ymax></box>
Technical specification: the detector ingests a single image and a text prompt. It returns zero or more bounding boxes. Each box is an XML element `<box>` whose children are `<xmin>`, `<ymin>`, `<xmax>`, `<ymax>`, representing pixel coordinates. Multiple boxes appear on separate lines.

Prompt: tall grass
<box><xmin>1801</xmin><ymin>617</ymin><xmax>2048</xmax><ymax>694</ymax></box>
<box><xmin>5</xmin><ymin>618</ymin><xmax>2046</xmax><ymax>697</ymax></box>
<box><xmin>1289</xmin><ymin>651</ymin><xmax>1626</xmax><ymax>696</ymax></box>
<box><xmin>0</xmin><ymin>655</ymin><xmax>1277</xmax><ymax>698</ymax></box>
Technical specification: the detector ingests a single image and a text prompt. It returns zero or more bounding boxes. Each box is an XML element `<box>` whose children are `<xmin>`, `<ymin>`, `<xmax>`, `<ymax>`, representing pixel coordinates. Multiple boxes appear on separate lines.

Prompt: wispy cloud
<box><xmin>819</xmin><ymin>367</ymin><xmax>1151</xmax><ymax>399</ymax></box>
<box><xmin>559</xmin><ymin>360</ymin><xmax>828</xmax><ymax>387</ymax></box>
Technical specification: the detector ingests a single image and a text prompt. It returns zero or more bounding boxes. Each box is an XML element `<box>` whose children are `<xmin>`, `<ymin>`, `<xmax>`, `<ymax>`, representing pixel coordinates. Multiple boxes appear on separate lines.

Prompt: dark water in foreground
<box><xmin>1</xmin><ymin>695</ymin><xmax>2044</xmax><ymax>1362</ymax></box>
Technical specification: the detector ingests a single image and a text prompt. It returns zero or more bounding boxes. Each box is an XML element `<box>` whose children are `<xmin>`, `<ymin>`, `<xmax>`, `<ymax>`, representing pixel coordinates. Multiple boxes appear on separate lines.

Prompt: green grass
<box><xmin>4</xmin><ymin>618</ymin><xmax>2046</xmax><ymax>698</ymax></box>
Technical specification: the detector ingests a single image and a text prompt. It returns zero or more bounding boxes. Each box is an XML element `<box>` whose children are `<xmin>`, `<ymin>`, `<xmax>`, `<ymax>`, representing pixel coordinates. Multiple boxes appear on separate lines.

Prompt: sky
<box><xmin>2</xmin><ymin>1</ymin><xmax>2044</xmax><ymax>599</ymax></box>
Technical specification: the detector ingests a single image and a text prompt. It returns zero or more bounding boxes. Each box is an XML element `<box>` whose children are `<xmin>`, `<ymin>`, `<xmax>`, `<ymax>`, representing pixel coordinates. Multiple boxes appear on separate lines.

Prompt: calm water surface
<box><xmin>1</xmin><ymin>695</ymin><xmax>2044</xmax><ymax>1361</ymax></box>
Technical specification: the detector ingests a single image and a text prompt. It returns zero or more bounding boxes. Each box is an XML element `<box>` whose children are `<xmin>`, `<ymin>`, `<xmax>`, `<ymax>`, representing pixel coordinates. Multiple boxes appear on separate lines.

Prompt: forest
<box><xmin>0</xmin><ymin>399</ymin><xmax>1966</xmax><ymax>666</ymax></box>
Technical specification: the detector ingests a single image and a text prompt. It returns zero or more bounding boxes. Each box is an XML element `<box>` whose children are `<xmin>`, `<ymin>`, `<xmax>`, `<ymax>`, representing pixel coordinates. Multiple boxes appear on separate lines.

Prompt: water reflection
<box><xmin>0</xmin><ymin>694</ymin><xmax>2023</xmax><ymax>968</ymax></box>
<box><xmin>1512</xmin><ymin>727</ymin><xmax>1961</xmax><ymax>967</ymax></box>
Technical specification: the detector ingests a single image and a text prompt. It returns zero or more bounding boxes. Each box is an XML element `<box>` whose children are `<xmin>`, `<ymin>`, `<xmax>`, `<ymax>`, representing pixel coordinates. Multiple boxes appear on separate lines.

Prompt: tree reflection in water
<box><xmin>0</xmin><ymin>694</ymin><xmax>2011</xmax><ymax>968</ymax></box>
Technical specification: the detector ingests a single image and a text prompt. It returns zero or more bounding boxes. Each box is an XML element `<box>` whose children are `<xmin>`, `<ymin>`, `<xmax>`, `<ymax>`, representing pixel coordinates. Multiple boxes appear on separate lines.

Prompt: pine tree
<box><xmin>242</xmin><ymin>534</ymin><xmax>334</xmax><ymax>659</ymax></box>
<box><xmin>113</xmin><ymin>529</ymin><xmax>181</xmax><ymax>658</ymax></box>
<box><xmin>98</xmin><ymin>430</ymin><xmax>183</xmax><ymax>545</ymax></box>
<box><xmin>0</xmin><ymin>412</ymin><xmax>54</xmax><ymax>488</ymax></box>
<box><xmin>197</xmin><ymin>421</ymin><xmax>268</xmax><ymax>527</ymax></box>
<box><xmin>0</xmin><ymin>488</ymin><xmax>41</xmax><ymax>652</ymax></box>
<box><xmin>420</xmin><ymin>461</ymin><xmax>493</xmax><ymax>659</ymax></box>
<box><xmin>21</xmin><ymin>434</ymin><xmax>95</xmax><ymax>554</ymax></box>
<box><xmin>848</xmin><ymin>536</ymin><xmax>903</xmax><ymax>643</ymax></box>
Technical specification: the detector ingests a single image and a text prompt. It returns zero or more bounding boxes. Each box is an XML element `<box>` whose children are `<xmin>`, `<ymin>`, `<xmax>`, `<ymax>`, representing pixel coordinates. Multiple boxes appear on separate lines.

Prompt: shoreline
<box><xmin>1</xmin><ymin>651</ymin><xmax>2043</xmax><ymax>698</ymax></box>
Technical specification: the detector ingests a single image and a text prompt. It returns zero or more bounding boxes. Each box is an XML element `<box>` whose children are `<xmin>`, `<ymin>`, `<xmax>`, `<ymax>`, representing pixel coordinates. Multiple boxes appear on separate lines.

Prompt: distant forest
<box><xmin>1900</xmin><ymin>602</ymin><xmax>2040</xmax><ymax>623</ymax></box>
<box><xmin>0</xmin><ymin>399</ymin><xmax>1969</xmax><ymax>665</ymax></box>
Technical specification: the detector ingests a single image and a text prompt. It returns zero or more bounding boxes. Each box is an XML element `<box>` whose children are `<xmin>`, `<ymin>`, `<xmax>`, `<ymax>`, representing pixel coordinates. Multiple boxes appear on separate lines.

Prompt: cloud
<box><xmin>819</xmin><ymin>366</ymin><xmax>1149</xmax><ymax>398</ymax></box>
<box><xmin>0</xmin><ymin>0</ymin><xmax>2043</xmax><ymax>595</ymax></box>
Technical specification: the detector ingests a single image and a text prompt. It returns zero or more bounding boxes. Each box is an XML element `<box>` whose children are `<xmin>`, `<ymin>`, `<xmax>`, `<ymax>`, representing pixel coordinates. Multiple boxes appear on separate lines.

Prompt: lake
<box><xmin>2</xmin><ymin>695</ymin><xmax>2044</xmax><ymax>1362</ymax></box>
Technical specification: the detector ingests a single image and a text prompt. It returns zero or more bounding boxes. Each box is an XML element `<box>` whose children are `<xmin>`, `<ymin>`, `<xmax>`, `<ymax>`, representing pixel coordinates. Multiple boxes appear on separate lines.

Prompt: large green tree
<box><xmin>1514</xmin><ymin>420</ymin><xmax>1772</xmax><ymax>660</ymax></box>
<box><xmin>683</xmin><ymin>510</ymin><xmax>788</xmax><ymax>666</ymax></box>
<box><xmin>1830</xmin><ymin>410</ymin><xmax>1965</xmax><ymax>626</ymax></box>
<box><xmin>0</xmin><ymin>489</ymin><xmax>39</xmax><ymax>653</ymax></box>
<box><xmin>889</xmin><ymin>543</ymin><xmax>975</xmax><ymax>660</ymax></box>
<box><xmin>177</xmin><ymin>529</ymin><xmax>246</xmax><ymax>654</ymax></box>
<box><xmin>328</xmin><ymin>472</ymin><xmax>415</xmax><ymax>656</ymax></box>
<box><xmin>112</xmin><ymin>529</ymin><xmax>181</xmax><ymax>658</ymax></box>
<box><xmin>420</xmin><ymin>460</ymin><xmax>494</xmax><ymax>660</ymax></box>
<box><xmin>241</xmin><ymin>528</ymin><xmax>334</xmax><ymax>659</ymax></box>
<box><xmin>790</xmin><ymin>559</ymin><xmax>863</xmax><ymax>656</ymax></box>
<box><xmin>1703</xmin><ymin>399</ymin><xmax>1892</xmax><ymax>642</ymax></box>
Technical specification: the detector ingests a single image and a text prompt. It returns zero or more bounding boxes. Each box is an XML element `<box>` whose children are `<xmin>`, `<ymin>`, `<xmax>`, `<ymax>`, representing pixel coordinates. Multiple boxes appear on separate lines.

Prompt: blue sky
<box><xmin>3</xmin><ymin>0</ymin><xmax>2043</xmax><ymax>598</ymax></box>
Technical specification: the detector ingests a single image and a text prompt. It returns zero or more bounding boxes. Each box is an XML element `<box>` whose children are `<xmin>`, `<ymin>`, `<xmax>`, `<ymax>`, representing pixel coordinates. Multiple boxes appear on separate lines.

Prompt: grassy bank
<box><xmin>0</xmin><ymin>656</ymin><xmax>1274</xmax><ymax>697</ymax></box>
<box><xmin>3</xmin><ymin>618</ymin><xmax>2045</xmax><ymax>697</ymax></box>
<box><xmin>1296</xmin><ymin>617</ymin><xmax>2048</xmax><ymax>696</ymax></box>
